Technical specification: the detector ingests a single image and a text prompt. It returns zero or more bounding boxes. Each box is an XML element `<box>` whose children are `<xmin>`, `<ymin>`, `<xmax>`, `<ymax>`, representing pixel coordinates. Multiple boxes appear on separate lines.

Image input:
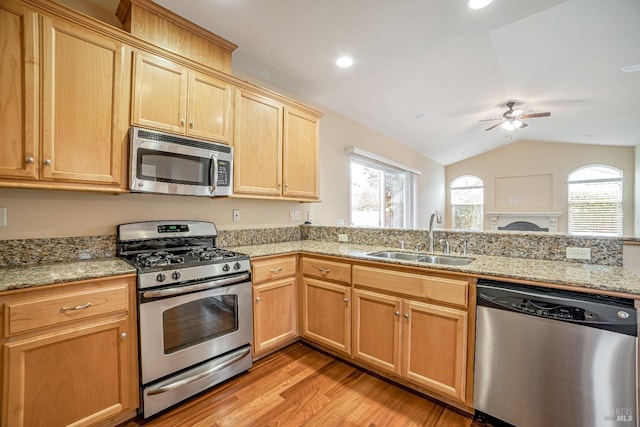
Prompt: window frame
<box><xmin>567</xmin><ymin>165</ymin><xmax>623</xmax><ymax>236</ymax></box>
<box><xmin>348</xmin><ymin>154</ymin><xmax>418</xmax><ymax>229</ymax></box>
<box><xmin>450</xmin><ymin>175</ymin><xmax>484</xmax><ymax>231</ymax></box>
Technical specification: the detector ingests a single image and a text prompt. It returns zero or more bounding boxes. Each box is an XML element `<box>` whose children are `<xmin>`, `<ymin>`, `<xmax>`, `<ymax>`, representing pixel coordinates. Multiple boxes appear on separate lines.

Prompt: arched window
<box><xmin>568</xmin><ymin>165</ymin><xmax>623</xmax><ymax>236</ymax></box>
<box><xmin>450</xmin><ymin>175</ymin><xmax>484</xmax><ymax>230</ymax></box>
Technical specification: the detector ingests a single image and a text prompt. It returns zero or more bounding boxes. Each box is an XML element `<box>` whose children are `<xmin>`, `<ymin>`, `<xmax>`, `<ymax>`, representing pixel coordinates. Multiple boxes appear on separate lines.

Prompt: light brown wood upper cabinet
<box><xmin>233</xmin><ymin>88</ymin><xmax>320</xmax><ymax>201</ymax></box>
<box><xmin>0</xmin><ymin>2</ymin><xmax>129</xmax><ymax>191</ymax></box>
<box><xmin>132</xmin><ymin>52</ymin><xmax>233</xmax><ymax>144</ymax></box>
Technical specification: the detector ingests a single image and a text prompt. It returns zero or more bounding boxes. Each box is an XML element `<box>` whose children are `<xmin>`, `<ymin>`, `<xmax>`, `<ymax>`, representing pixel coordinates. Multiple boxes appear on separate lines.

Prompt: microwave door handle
<box><xmin>209</xmin><ymin>155</ymin><xmax>218</xmax><ymax>195</ymax></box>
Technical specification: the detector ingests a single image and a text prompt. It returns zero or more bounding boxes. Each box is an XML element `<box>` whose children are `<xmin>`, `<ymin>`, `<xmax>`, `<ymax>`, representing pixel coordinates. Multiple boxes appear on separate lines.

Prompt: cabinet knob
<box><xmin>25</xmin><ymin>156</ymin><xmax>34</xmax><ymax>164</ymax></box>
<box><xmin>190</xmin><ymin>120</ymin><xmax>194</xmax><ymax>128</ymax></box>
<box><xmin>120</xmin><ymin>333</ymin><xmax>127</xmax><ymax>340</ymax></box>
<box><xmin>394</xmin><ymin>311</ymin><xmax>400</xmax><ymax>316</ymax></box>
<box><xmin>43</xmin><ymin>159</ymin><xmax>52</xmax><ymax>165</ymax></box>
<box><xmin>403</xmin><ymin>313</ymin><xmax>409</xmax><ymax>319</ymax></box>
<box><xmin>343</xmin><ymin>298</ymin><xmax>349</xmax><ymax>303</ymax></box>
<box><xmin>180</xmin><ymin>119</ymin><xmax>185</xmax><ymax>126</ymax></box>
<box><xmin>256</xmin><ymin>297</ymin><xmax>261</xmax><ymax>302</ymax></box>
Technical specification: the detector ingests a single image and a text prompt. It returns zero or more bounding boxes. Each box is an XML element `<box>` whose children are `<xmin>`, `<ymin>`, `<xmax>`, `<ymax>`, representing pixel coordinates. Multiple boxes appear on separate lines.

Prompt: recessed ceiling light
<box><xmin>622</xmin><ymin>64</ymin><xmax>640</xmax><ymax>72</ymax></box>
<box><xmin>468</xmin><ymin>0</ymin><xmax>493</xmax><ymax>9</ymax></box>
<box><xmin>336</xmin><ymin>56</ymin><xmax>354</xmax><ymax>68</ymax></box>
<box><xmin>415</xmin><ymin>113</ymin><xmax>427</xmax><ymax>120</ymax></box>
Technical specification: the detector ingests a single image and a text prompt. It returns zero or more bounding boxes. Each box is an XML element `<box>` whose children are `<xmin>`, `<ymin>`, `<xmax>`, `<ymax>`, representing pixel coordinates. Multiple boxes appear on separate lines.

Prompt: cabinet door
<box><xmin>253</xmin><ymin>277</ymin><xmax>298</xmax><ymax>357</ymax></box>
<box><xmin>187</xmin><ymin>71</ymin><xmax>233</xmax><ymax>143</ymax></box>
<box><xmin>132</xmin><ymin>52</ymin><xmax>188</xmax><ymax>134</ymax></box>
<box><xmin>352</xmin><ymin>289</ymin><xmax>401</xmax><ymax>374</ymax></box>
<box><xmin>401</xmin><ymin>301</ymin><xmax>467</xmax><ymax>400</ymax></box>
<box><xmin>0</xmin><ymin>1</ymin><xmax>38</xmax><ymax>180</ymax></box>
<box><xmin>3</xmin><ymin>318</ymin><xmax>133</xmax><ymax>427</ymax></box>
<box><xmin>40</xmin><ymin>16</ymin><xmax>126</xmax><ymax>184</ymax></box>
<box><xmin>283</xmin><ymin>106</ymin><xmax>319</xmax><ymax>199</ymax></box>
<box><xmin>233</xmin><ymin>89</ymin><xmax>283</xmax><ymax>197</ymax></box>
<box><xmin>300</xmin><ymin>277</ymin><xmax>350</xmax><ymax>354</ymax></box>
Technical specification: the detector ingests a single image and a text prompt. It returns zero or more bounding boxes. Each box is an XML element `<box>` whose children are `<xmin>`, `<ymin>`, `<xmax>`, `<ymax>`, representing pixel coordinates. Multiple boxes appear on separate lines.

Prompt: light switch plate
<box><xmin>289</xmin><ymin>210</ymin><xmax>301</xmax><ymax>221</ymax></box>
<box><xmin>338</xmin><ymin>234</ymin><xmax>349</xmax><ymax>242</ymax></box>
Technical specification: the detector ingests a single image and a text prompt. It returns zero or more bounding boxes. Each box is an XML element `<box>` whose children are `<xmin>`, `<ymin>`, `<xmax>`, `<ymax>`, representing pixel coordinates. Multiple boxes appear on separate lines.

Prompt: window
<box><xmin>568</xmin><ymin>165</ymin><xmax>623</xmax><ymax>236</ymax></box>
<box><xmin>349</xmin><ymin>151</ymin><xmax>417</xmax><ymax>229</ymax></box>
<box><xmin>450</xmin><ymin>175</ymin><xmax>484</xmax><ymax>230</ymax></box>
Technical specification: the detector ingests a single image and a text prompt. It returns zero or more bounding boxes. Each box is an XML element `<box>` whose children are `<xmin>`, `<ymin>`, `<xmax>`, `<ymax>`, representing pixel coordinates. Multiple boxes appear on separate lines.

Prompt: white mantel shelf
<box><xmin>486</xmin><ymin>211</ymin><xmax>563</xmax><ymax>232</ymax></box>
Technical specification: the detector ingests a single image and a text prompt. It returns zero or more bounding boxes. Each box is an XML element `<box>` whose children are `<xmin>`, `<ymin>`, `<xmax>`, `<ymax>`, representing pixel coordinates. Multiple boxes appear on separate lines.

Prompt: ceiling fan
<box><xmin>481</xmin><ymin>101</ymin><xmax>551</xmax><ymax>131</ymax></box>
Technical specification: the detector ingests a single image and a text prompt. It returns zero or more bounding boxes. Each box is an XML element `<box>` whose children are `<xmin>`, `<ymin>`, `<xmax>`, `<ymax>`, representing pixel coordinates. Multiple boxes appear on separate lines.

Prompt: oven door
<box><xmin>138</xmin><ymin>273</ymin><xmax>252</xmax><ymax>384</ymax></box>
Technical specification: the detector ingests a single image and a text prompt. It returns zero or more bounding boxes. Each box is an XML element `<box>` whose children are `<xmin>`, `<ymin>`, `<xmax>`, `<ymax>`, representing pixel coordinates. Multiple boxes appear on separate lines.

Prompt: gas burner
<box><xmin>135</xmin><ymin>251</ymin><xmax>185</xmax><ymax>268</ymax></box>
<box><xmin>188</xmin><ymin>247</ymin><xmax>237</xmax><ymax>262</ymax></box>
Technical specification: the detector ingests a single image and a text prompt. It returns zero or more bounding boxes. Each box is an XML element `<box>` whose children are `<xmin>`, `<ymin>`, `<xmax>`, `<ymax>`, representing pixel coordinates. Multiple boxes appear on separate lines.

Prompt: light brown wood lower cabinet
<box><xmin>0</xmin><ymin>275</ymin><xmax>138</xmax><ymax>427</ymax></box>
<box><xmin>253</xmin><ymin>277</ymin><xmax>298</xmax><ymax>357</ymax></box>
<box><xmin>353</xmin><ymin>288</ymin><xmax>468</xmax><ymax>401</ymax></box>
<box><xmin>300</xmin><ymin>277</ymin><xmax>351</xmax><ymax>355</ymax></box>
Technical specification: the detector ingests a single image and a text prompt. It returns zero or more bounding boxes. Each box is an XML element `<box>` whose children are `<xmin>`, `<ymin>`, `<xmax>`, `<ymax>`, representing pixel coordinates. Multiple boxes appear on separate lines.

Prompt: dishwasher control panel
<box><xmin>477</xmin><ymin>279</ymin><xmax>637</xmax><ymax>335</ymax></box>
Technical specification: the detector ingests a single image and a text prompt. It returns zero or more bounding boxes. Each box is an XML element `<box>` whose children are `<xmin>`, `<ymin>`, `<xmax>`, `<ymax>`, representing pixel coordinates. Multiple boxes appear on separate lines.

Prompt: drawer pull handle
<box><xmin>270</xmin><ymin>267</ymin><xmax>283</xmax><ymax>273</ymax></box>
<box><xmin>318</xmin><ymin>268</ymin><xmax>331</xmax><ymax>274</ymax></box>
<box><xmin>60</xmin><ymin>302</ymin><xmax>91</xmax><ymax>313</ymax></box>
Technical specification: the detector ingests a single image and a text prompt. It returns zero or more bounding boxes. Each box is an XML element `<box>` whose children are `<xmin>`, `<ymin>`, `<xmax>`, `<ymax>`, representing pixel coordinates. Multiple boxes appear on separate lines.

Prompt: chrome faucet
<box><xmin>428</xmin><ymin>211</ymin><xmax>442</xmax><ymax>253</ymax></box>
<box><xmin>439</xmin><ymin>239</ymin><xmax>450</xmax><ymax>254</ymax></box>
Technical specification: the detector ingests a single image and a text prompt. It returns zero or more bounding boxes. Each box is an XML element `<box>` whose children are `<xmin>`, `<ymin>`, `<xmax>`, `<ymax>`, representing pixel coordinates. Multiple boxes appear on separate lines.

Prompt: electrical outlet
<box><xmin>338</xmin><ymin>234</ymin><xmax>349</xmax><ymax>242</ymax></box>
<box><xmin>0</xmin><ymin>208</ymin><xmax>5</xmax><ymax>226</ymax></box>
<box><xmin>566</xmin><ymin>247</ymin><xmax>591</xmax><ymax>260</ymax></box>
<box><xmin>289</xmin><ymin>210</ymin><xmax>301</xmax><ymax>221</ymax></box>
<box><xmin>233</xmin><ymin>209</ymin><xmax>240</xmax><ymax>222</ymax></box>
<box><xmin>308</xmin><ymin>211</ymin><xmax>314</xmax><ymax>221</ymax></box>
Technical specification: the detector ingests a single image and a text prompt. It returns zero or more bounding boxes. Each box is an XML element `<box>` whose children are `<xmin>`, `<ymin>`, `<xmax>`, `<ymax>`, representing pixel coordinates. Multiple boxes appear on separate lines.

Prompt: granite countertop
<box><xmin>0</xmin><ymin>258</ymin><xmax>137</xmax><ymax>292</ymax></box>
<box><xmin>229</xmin><ymin>241</ymin><xmax>640</xmax><ymax>297</ymax></box>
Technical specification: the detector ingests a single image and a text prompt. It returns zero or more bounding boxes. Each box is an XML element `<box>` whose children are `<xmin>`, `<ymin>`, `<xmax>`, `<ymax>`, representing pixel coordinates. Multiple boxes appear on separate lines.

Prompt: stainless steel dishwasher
<box><xmin>474</xmin><ymin>279</ymin><xmax>638</xmax><ymax>427</ymax></box>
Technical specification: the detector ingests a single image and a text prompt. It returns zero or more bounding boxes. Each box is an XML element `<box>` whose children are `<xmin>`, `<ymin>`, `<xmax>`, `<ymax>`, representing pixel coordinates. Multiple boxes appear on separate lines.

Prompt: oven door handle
<box><xmin>146</xmin><ymin>346</ymin><xmax>251</xmax><ymax>396</ymax></box>
<box><xmin>142</xmin><ymin>273</ymin><xmax>250</xmax><ymax>299</ymax></box>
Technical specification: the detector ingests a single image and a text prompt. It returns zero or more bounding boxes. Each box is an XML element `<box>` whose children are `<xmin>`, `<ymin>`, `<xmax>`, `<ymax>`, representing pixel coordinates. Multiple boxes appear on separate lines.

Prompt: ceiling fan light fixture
<box><xmin>468</xmin><ymin>0</ymin><xmax>493</xmax><ymax>9</ymax></box>
<box><xmin>336</xmin><ymin>56</ymin><xmax>354</xmax><ymax>68</ymax></box>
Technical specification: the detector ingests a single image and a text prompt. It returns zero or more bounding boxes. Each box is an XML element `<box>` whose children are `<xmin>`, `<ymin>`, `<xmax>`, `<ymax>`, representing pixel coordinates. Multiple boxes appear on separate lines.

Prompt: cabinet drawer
<box><xmin>352</xmin><ymin>266</ymin><xmax>468</xmax><ymax>307</ymax></box>
<box><xmin>302</xmin><ymin>257</ymin><xmax>351</xmax><ymax>284</ymax></box>
<box><xmin>252</xmin><ymin>255</ymin><xmax>297</xmax><ymax>284</ymax></box>
<box><xmin>5</xmin><ymin>282</ymin><xmax>129</xmax><ymax>336</ymax></box>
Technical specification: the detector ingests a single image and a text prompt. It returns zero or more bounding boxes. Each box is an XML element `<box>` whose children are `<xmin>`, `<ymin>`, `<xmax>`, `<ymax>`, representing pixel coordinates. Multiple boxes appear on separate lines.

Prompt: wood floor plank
<box><xmin>122</xmin><ymin>343</ymin><xmax>474</xmax><ymax>427</ymax></box>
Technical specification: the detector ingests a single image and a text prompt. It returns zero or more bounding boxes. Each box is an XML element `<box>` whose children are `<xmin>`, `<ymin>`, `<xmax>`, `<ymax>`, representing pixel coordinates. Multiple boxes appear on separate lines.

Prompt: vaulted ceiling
<box><xmin>97</xmin><ymin>0</ymin><xmax>640</xmax><ymax>165</ymax></box>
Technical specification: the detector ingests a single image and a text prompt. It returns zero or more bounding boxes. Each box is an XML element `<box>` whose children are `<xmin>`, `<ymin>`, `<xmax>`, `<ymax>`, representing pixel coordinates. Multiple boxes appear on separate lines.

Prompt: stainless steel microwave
<box><xmin>129</xmin><ymin>127</ymin><xmax>233</xmax><ymax>197</ymax></box>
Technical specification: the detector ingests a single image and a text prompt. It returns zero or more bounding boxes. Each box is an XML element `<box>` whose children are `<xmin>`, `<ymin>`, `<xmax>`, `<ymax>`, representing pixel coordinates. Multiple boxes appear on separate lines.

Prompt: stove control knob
<box><xmin>156</xmin><ymin>273</ymin><xmax>166</xmax><ymax>282</ymax></box>
<box><xmin>223</xmin><ymin>264</ymin><xmax>230</xmax><ymax>272</ymax></box>
<box><xmin>233</xmin><ymin>262</ymin><xmax>241</xmax><ymax>270</ymax></box>
<box><xmin>172</xmin><ymin>271</ymin><xmax>181</xmax><ymax>280</ymax></box>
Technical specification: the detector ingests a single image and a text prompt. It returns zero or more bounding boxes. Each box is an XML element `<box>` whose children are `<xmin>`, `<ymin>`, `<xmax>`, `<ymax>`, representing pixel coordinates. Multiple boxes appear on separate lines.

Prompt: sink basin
<box><xmin>366</xmin><ymin>251</ymin><xmax>474</xmax><ymax>266</ymax></box>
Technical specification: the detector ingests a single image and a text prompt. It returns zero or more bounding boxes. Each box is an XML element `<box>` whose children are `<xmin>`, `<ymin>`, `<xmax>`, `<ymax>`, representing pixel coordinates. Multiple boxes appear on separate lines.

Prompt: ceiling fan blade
<box><xmin>479</xmin><ymin>118</ymin><xmax>501</xmax><ymax>122</ymax></box>
<box><xmin>519</xmin><ymin>122</ymin><xmax>528</xmax><ymax>128</ymax></box>
<box><xmin>485</xmin><ymin>122</ymin><xmax>503</xmax><ymax>131</ymax></box>
<box><xmin>520</xmin><ymin>112</ymin><xmax>550</xmax><ymax>119</ymax></box>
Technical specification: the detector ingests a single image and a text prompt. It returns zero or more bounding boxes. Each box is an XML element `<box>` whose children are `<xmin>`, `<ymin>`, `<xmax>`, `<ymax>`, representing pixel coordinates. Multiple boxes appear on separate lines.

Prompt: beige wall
<box><xmin>635</xmin><ymin>144</ymin><xmax>640</xmax><ymax>236</ymax></box>
<box><xmin>445</xmin><ymin>140</ymin><xmax>635</xmax><ymax>235</ymax></box>
<box><xmin>0</xmin><ymin>105</ymin><xmax>444</xmax><ymax>240</ymax></box>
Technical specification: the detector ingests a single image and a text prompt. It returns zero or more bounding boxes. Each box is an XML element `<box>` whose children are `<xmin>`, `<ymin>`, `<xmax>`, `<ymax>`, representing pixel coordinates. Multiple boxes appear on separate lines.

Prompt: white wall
<box><xmin>446</xmin><ymin>140</ymin><xmax>635</xmax><ymax>235</ymax></box>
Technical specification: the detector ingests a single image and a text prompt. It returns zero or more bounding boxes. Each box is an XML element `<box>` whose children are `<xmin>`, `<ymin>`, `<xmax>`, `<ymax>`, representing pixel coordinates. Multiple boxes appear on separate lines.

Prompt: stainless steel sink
<box><xmin>366</xmin><ymin>251</ymin><xmax>474</xmax><ymax>266</ymax></box>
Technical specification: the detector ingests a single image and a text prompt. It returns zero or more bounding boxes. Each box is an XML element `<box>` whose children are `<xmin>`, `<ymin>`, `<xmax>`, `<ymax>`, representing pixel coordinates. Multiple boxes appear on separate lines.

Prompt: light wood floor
<box><xmin>123</xmin><ymin>342</ymin><xmax>479</xmax><ymax>427</ymax></box>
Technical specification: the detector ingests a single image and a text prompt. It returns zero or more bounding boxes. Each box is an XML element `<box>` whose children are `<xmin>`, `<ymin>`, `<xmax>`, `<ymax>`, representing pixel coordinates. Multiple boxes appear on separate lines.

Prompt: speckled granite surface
<box><xmin>0</xmin><ymin>259</ymin><xmax>136</xmax><ymax>292</ymax></box>
<box><xmin>301</xmin><ymin>226</ymin><xmax>624</xmax><ymax>266</ymax></box>
<box><xmin>0</xmin><ymin>235</ymin><xmax>117</xmax><ymax>267</ymax></box>
<box><xmin>229</xmin><ymin>241</ymin><xmax>640</xmax><ymax>297</ymax></box>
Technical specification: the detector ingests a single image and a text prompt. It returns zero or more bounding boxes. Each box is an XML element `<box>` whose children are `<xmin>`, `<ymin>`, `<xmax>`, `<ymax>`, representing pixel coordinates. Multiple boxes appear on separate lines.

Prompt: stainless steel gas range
<box><xmin>117</xmin><ymin>221</ymin><xmax>253</xmax><ymax>419</ymax></box>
